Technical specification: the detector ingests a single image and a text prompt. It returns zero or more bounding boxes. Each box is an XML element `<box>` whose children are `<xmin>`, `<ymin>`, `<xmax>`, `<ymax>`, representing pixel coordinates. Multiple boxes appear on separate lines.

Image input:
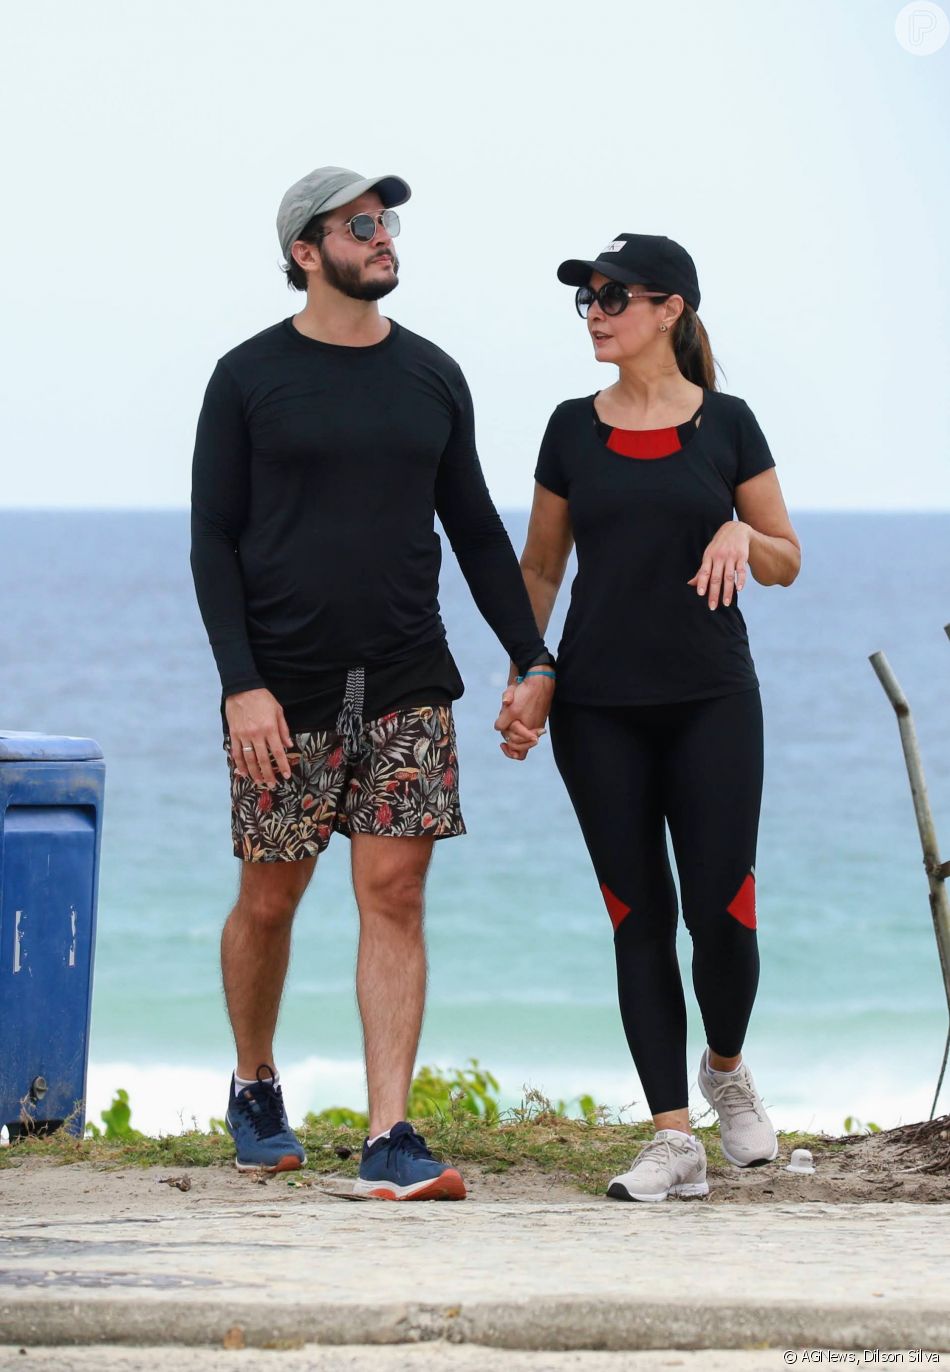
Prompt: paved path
<box><xmin>1</xmin><ymin>1199</ymin><xmax>947</xmax><ymax>1355</ymax></box>
<box><xmin>0</xmin><ymin>1348</ymin><xmax>938</xmax><ymax>1371</ymax></box>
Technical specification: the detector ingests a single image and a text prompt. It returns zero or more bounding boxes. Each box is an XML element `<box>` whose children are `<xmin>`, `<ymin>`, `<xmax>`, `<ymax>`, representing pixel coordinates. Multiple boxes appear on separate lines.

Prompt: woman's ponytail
<box><xmin>671</xmin><ymin>305</ymin><xmax>718</xmax><ymax>391</ymax></box>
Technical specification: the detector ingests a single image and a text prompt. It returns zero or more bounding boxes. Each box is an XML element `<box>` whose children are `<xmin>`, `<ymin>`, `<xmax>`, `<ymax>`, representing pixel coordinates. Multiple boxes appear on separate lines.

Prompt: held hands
<box><xmin>688</xmin><ymin>521</ymin><xmax>752</xmax><ymax>609</ymax></box>
<box><xmin>493</xmin><ymin>673</ymin><xmax>556</xmax><ymax>763</ymax></box>
<box><xmin>225</xmin><ymin>688</ymin><xmax>294</xmax><ymax>789</ymax></box>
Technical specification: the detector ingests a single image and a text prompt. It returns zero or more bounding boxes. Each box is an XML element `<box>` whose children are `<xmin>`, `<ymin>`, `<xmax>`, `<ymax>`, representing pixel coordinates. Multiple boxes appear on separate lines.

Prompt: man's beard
<box><xmin>319</xmin><ymin>243</ymin><xmax>400</xmax><ymax>301</ymax></box>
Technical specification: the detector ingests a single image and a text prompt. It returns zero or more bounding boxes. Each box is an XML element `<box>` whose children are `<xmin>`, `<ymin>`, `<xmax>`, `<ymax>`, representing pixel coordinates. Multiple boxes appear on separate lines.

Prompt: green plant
<box><xmin>843</xmin><ymin>1114</ymin><xmax>881</xmax><ymax>1135</ymax></box>
<box><xmin>84</xmin><ymin>1089</ymin><xmax>142</xmax><ymax>1141</ymax></box>
<box><xmin>408</xmin><ymin>1059</ymin><xmax>501</xmax><ymax>1121</ymax></box>
<box><xmin>577</xmin><ymin>1093</ymin><xmax>600</xmax><ymax>1124</ymax></box>
<box><xmin>306</xmin><ymin>1059</ymin><xmax>502</xmax><ymax>1131</ymax></box>
<box><xmin>506</xmin><ymin>1086</ymin><xmax>608</xmax><ymax>1125</ymax></box>
<box><xmin>304</xmin><ymin>1105</ymin><xmax>369</xmax><ymax>1130</ymax></box>
<box><xmin>507</xmin><ymin>1085</ymin><xmax>560</xmax><ymax>1124</ymax></box>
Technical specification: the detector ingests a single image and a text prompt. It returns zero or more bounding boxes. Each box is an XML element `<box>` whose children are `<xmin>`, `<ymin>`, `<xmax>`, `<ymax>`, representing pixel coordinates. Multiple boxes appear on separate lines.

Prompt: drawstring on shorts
<box><xmin>335</xmin><ymin>666</ymin><xmax>371</xmax><ymax>763</ymax></box>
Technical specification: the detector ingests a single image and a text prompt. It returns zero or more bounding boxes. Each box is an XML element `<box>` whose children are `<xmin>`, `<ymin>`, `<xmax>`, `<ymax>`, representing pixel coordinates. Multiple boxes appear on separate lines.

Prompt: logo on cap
<box><xmin>601</xmin><ymin>241</ymin><xmax>625</xmax><ymax>253</ymax></box>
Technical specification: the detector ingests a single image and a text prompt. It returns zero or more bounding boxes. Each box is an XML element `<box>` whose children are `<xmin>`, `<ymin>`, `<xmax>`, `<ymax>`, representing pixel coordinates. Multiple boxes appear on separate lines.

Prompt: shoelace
<box><xmin>386</xmin><ymin>1128</ymin><xmax>434</xmax><ymax>1162</ymax></box>
<box><xmin>632</xmin><ymin>1134</ymin><xmax>692</xmax><ymax>1171</ymax></box>
<box><xmin>708</xmin><ymin>1072</ymin><xmax>764</xmax><ymax>1123</ymax></box>
<box><xmin>239</xmin><ymin>1083</ymin><xmax>289</xmax><ymax>1141</ymax></box>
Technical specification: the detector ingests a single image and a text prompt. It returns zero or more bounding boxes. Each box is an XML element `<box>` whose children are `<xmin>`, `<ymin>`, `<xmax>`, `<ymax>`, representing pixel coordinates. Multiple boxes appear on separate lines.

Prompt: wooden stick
<box><xmin>869</xmin><ymin>649</ymin><xmax>950</xmax><ymax>1119</ymax></box>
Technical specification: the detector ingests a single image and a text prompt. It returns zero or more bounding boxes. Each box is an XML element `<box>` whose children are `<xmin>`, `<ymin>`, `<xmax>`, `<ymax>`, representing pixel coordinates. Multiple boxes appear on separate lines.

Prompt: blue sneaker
<box><xmin>354</xmin><ymin>1121</ymin><xmax>466</xmax><ymax>1201</ymax></box>
<box><xmin>225</xmin><ymin>1065</ymin><xmax>306</xmax><ymax>1173</ymax></box>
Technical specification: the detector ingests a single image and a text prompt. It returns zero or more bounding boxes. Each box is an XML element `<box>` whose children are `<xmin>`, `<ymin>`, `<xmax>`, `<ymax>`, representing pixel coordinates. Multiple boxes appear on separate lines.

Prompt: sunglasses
<box><xmin>575</xmin><ymin>283</ymin><xmax>669</xmax><ymax>318</ymax></box>
<box><xmin>329</xmin><ymin>208</ymin><xmax>401</xmax><ymax>244</ymax></box>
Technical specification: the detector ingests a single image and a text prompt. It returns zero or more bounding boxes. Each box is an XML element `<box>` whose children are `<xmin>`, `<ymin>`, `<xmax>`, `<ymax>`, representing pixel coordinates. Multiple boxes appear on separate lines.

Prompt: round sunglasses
<box><xmin>330</xmin><ymin>208</ymin><xmax>401</xmax><ymax>244</ymax></box>
<box><xmin>575</xmin><ymin>282</ymin><xmax>669</xmax><ymax>319</ymax></box>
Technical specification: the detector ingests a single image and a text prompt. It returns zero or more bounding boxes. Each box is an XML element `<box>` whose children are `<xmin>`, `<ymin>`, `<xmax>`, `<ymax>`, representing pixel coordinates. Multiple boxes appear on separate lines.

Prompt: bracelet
<box><xmin>516</xmin><ymin>669</ymin><xmax>557</xmax><ymax>683</ymax></box>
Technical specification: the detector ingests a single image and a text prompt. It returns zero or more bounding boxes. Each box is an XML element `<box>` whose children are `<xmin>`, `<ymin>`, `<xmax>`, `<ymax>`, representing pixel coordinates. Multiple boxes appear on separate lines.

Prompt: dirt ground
<box><xmin>2</xmin><ymin>1120</ymin><xmax>949</xmax><ymax>1214</ymax></box>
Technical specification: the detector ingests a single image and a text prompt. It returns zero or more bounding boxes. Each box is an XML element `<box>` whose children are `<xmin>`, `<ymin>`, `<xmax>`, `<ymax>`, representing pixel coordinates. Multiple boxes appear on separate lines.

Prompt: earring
<box><xmin>659</xmin><ymin>324</ymin><xmax>668</xmax><ymax>332</ymax></box>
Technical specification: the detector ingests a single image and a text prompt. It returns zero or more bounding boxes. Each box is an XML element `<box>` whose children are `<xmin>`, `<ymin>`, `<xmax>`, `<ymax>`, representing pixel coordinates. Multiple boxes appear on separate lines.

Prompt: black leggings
<box><xmin>550</xmin><ymin>688</ymin><xmax>764</xmax><ymax>1116</ymax></box>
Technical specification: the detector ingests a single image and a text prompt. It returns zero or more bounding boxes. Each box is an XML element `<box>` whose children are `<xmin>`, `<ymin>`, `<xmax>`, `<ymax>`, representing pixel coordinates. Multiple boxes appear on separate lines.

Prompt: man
<box><xmin>190</xmin><ymin>166</ymin><xmax>555</xmax><ymax>1198</ymax></box>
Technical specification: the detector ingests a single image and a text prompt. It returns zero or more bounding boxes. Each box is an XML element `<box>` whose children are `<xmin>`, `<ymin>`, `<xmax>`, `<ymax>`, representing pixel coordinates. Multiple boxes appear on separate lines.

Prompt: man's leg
<box><xmin>221</xmin><ymin>856</ymin><xmax>317</xmax><ymax>1079</ymax></box>
<box><xmin>350</xmin><ymin>834</ymin><xmax>435</xmax><ymax>1136</ymax></box>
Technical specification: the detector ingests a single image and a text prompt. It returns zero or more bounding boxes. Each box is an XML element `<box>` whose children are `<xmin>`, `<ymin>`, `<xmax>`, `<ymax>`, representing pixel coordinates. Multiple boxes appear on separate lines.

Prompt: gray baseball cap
<box><xmin>276</xmin><ymin>166</ymin><xmax>411</xmax><ymax>262</ymax></box>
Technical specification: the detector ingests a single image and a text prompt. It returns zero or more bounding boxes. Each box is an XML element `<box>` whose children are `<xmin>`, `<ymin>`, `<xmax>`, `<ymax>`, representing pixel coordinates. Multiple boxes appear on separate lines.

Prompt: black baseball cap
<box><xmin>557</xmin><ymin>233</ymin><xmax>701</xmax><ymax>311</ymax></box>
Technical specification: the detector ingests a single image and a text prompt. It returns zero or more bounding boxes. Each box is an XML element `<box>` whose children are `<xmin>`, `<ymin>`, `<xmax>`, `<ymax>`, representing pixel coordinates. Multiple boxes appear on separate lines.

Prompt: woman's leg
<box><xmin>661</xmin><ymin>689</ymin><xmax>764</xmax><ymax>1060</ymax></box>
<box><xmin>550</xmin><ymin>700</ymin><xmax>690</xmax><ymax>1120</ymax></box>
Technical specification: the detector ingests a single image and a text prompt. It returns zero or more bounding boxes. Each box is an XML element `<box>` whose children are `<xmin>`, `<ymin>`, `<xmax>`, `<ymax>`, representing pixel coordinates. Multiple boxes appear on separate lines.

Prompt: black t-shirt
<box><xmin>190</xmin><ymin>317</ymin><xmax>548</xmax><ymax>730</ymax></box>
<box><xmin>534</xmin><ymin>389</ymin><xmax>776</xmax><ymax>706</ymax></box>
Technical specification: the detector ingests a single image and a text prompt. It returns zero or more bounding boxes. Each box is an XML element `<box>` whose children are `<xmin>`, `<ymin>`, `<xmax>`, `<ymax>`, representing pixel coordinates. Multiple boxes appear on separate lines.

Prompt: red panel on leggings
<box><xmin>727</xmin><ymin>873</ymin><xmax>756</xmax><ymax>929</ymax></box>
<box><xmin>601</xmin><ymin>883</ymin><xmax>631</xmax><ymax>931</ymax></box>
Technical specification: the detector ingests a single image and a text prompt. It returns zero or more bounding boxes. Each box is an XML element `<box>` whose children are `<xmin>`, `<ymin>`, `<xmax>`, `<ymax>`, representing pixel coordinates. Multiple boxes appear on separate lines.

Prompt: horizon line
<box><xmin>2</xmin><ymin>505</ymin><xmax>950</xmax><ymax>517</ymax></box>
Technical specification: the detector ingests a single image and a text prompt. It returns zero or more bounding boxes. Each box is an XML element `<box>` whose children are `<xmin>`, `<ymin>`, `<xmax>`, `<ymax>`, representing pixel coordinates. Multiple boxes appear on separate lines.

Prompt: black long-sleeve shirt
<box><xmin>190</xmin><ymin>317</ymin><xmax>547</xmax><ymax>730</ymax></box>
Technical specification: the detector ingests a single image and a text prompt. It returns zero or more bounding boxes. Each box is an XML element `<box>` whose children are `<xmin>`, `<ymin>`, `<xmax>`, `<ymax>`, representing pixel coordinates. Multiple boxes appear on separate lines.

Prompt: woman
<box><xmin>499</xmin><ymin>232</ymin><xmax>801</xmax><ymax>1201</ymax></box>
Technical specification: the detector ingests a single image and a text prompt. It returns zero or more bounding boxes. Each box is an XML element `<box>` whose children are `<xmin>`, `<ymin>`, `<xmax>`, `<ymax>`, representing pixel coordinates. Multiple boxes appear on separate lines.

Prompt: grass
<box><xmin>0</xmin><ymin>1099</ymin><xmax>832</xmax><ymax>1194</ymax></box>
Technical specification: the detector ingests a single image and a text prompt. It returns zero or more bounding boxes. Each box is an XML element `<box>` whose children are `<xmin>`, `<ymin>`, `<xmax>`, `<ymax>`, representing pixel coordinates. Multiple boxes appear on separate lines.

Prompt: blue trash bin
<box><xmin>0</xmin><ymin>731</ymin><xmax>105</xmax><ymax>1138</ymax></box>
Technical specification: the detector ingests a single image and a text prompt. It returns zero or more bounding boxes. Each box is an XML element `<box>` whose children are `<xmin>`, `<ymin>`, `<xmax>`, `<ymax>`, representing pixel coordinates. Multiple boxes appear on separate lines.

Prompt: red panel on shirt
<box><xmin>606</xmin><ymin>425</ymin><xmax>682</xmax><ymax>460</ymax></box>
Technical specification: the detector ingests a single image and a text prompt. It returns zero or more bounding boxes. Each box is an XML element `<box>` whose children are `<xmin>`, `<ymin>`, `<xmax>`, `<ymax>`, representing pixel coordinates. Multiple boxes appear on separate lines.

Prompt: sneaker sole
<box><xmin>233</xmin><ymin>1153</ymin><xmax>305</xmax><ymax>1174</ymax></box>
<box><xmin>719</xmin><ymin>1138</ymin><xmax>779</xmax><ymax>1168</ymax></box>
<box><xmin>352</xmin><ymin>1168</ymin><xmax>467</xmax><ymax>1201</ymax></box>
<box><xmin>607</xmin><ymin>1180</ymin><xmax>710</xmax><ymax>1203</ymax></box>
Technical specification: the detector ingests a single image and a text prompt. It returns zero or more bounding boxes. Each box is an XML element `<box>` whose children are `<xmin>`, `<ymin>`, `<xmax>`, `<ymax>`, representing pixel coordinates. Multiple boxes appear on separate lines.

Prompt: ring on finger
<box><xmin>242</xmin><ymin>744</ymin><xmax>255</xmax><ymax>753</ymax></box>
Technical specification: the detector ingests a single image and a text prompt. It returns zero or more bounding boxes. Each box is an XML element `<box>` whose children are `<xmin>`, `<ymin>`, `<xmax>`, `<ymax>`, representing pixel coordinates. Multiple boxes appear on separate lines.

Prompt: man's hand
<box><xmin>493</xmin><ymin>675</ymin><xmax>555</xmax><ymax>762</ymax></box>
<box><xmin>225</xmin><ymin>688</ymin><xmax>294</xmax><ymax>789</ymax></box>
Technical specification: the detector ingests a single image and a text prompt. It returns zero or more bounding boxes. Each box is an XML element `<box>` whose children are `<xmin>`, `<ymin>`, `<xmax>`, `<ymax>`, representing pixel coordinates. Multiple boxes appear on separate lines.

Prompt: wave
<box><xmin>82</xmin><ymin>1051</ymin><xmax>944</xmax><ymax>1137</ymax></box>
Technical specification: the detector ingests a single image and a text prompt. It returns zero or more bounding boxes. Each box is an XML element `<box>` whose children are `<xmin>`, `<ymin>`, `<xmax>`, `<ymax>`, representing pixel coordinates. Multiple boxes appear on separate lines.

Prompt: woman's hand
<box><xmin>493</xmin><ymin>675</ymin><xmax>554</xmax><ymax>762</ymax></box>
<box><xmin>688</xmin><ymin>521</ymin><xmax>752</xmax><ymax>609</ymax></box>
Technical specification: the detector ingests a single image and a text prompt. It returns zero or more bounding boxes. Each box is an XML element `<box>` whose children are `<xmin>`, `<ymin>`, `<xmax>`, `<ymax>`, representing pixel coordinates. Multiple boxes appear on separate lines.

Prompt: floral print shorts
<box><xmin>225</xmin><ymin>704</ymin><xmax>466</xmax><ymax>863</ymax></box>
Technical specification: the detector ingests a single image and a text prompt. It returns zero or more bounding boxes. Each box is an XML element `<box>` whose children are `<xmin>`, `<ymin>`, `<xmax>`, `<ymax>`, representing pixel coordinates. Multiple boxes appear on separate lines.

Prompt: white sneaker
<box><xmin>607</xmin><ymin>1129</ymin><xmax>709</xmax><ymax>1203</ymax></box>
<box><xmin>698</xmin><ymin>1049</ymin><xmax>778</xmax><ymax>1167</ymax></box>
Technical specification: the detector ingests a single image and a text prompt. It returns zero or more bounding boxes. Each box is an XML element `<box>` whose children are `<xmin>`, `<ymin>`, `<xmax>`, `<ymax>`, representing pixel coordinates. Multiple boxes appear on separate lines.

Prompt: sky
<box><xmin>0</xmin><ymin>0</ymin><xmax>948</xmax><ymax>510</ymax></box>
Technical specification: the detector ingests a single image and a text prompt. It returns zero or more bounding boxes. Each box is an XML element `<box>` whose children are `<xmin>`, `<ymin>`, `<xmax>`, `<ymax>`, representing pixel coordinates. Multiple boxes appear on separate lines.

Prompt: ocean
<box><xmin>2</xmin><ymin>510</ymin><xmax>949</xmax><ymax>1137</ymax></box>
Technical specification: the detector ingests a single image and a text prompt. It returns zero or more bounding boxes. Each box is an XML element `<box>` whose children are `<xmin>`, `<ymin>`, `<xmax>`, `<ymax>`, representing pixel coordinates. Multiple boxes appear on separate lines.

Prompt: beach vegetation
<box><xmin>843</xmin><ymin>1115</ymin><xmax>882</xmax><ymax>1135</ymax></box>
<box><xmin>0</xmin><ymin>1066</ymin><xmax>829</xmax><ymax>1193</ymax></box>
<box><xmin>83</xmin><ymin>1088</ymin><xmax>142</xmax><ymax>1142</ymax></box>
<box><xmin>308</xmin><ymin>1058</ymin><xmax>502</xmax><ymax>1130</ymax></box>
